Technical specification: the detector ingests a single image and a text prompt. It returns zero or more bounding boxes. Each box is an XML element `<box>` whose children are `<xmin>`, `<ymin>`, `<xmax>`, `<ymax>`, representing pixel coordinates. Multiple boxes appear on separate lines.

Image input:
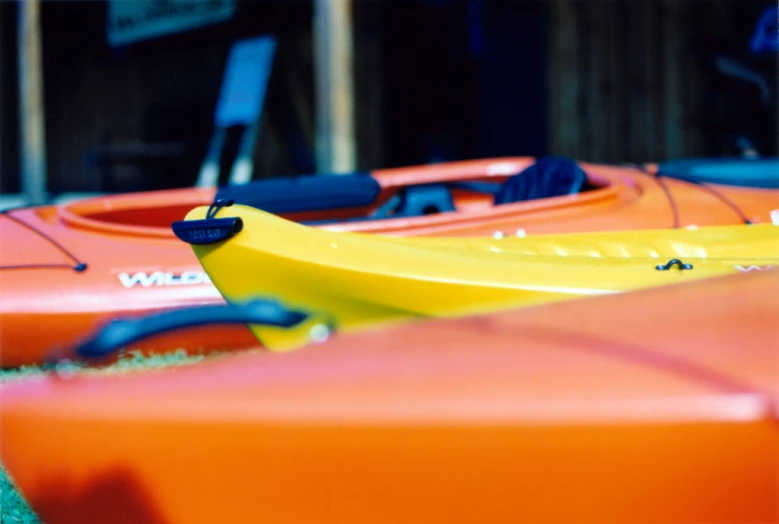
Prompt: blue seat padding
<box><xmin>494</xmin><ymin>156</ymin><xmax>587</xmax><ymax>205</ymax></box>
<box><xmin>657</xmin><ymin>158</ymin><xmax>779</xmax><ymax>189</ymax></box>
<box><xmin>390</xmin><ymin>183</ymin><xmax>457</xmax><ymax>217</ymax></box>
<box><xmin>369</xmin><ymin>183</ymin><xmax>457</xmax><ymax>219</ymax></box>
<box><xmin>215</xmin><ymin>172</ymin><xmax>382</xmax><ymax>213</ymax></box>
<box><xmin>227</xmin><ymin>157</ymin><xmax>591</xmax><ymax>224</ymax></box>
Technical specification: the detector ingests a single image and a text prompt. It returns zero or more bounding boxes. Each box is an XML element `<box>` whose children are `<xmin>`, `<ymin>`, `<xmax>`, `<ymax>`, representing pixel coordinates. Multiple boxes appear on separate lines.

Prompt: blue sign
<box><xmin>107</xmin><ymin>0</ymin><xmax>236</xmax><ymax>47</ymax></box>
<box><xmin>214</xmin><ymin>36</ymin><xmax>277</xmax><ymax>127</ymax></box>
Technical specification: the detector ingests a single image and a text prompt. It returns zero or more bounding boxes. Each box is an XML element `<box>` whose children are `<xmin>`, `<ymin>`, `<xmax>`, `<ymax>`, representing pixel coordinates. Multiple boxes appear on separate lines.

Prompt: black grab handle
<box><xmin>75</xmin><ymin>300</ymin><xmax>309</xmax><ymax>360</ymax></box>
<box><xmin>655</xmin><ymin>258</ymin><xmax>694</xmax><ymax>271</ymax></box>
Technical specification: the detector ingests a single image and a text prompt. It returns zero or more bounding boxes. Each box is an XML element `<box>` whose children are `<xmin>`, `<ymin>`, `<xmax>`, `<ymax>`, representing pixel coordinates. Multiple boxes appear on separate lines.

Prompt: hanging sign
<box><xmin>214</xmin><ymin>36</ymin><xmax>277</xmax><ymax>127</ymax></box>
<box><xmin>107</xmin><ymin>0</ymin><xmax>236</xmax><ymax>47</ymax></box>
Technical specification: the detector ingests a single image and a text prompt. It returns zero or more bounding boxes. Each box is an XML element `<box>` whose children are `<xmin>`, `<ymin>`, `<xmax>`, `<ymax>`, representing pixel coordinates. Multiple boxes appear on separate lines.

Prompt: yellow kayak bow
<box><xmin>174</xmin><ymin>202</ymin><xmax>779</xmax><ymax>350</ymax></box>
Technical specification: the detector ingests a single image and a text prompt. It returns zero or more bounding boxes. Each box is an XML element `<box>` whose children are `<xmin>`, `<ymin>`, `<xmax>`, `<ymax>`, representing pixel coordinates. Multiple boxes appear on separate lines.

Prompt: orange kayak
<box><xmin>2</xmin><ymin>270</ymin><xmax>777</xmax><ymax>524</ymax></box>
<box><xmin>2</xmin><ymin>156</ymin><xmax>778</xmax><ymax>367</ymax></box>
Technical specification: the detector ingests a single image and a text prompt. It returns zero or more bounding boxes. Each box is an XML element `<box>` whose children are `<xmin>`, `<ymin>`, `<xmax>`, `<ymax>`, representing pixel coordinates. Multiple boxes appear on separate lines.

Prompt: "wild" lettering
<box><xmin>118</xmin><ymin>271</ymin><xmax>212</xmax><ymax>288</ymax></box>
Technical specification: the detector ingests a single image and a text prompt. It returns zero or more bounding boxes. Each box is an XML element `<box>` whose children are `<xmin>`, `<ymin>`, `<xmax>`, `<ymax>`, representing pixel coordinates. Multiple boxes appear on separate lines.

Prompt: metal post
<box><xmin>313</xmin><ymin>0</ymin><xmax>356</xmax><ymax>174</ymax></box>
<box><xmin>18</xmin><ymin>0</ymin><xmax>47</xmax><ymax>204</ymax></box>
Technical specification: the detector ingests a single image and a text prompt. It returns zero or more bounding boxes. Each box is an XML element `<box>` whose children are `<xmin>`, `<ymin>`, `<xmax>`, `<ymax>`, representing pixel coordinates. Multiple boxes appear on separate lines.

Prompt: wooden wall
<box><xmin>4</xmin><ymin>0</ymin><xmax>773</xmax><ymax>195</ymax></box>
<box><xmin>0</xmin><ymin>1</ymin><xmax>21</xmax><ymax>194</ymax></box>
<box><xmin>547</xmin><ymin>0</ymin><xmax>774</xmax><ymax>163</ymax></box>
<box><xmin>31</xmin><ymin>1</ymin><xmax>384</xmax><ymax>194</ymax></box>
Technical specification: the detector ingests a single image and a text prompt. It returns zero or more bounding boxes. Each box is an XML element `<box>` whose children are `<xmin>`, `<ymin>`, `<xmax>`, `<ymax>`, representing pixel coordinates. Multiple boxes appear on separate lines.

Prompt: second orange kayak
<box><xmin>2</xmin><ymin>156</ymin><xmax>777</xmax><ymax>367</ymax></box>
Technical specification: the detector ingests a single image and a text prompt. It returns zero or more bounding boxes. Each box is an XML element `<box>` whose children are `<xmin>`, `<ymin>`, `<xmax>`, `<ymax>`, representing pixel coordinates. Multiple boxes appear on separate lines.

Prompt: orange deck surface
<box><xmin>1</xmin><ymin>269</ymin><xmax>777</xmax><ymax>523</ymax></box>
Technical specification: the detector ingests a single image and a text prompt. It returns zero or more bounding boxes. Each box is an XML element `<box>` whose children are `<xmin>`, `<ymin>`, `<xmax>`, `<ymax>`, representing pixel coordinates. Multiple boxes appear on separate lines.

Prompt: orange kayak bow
<box><xmin>1</xmin><ymin>269</ymin><xmax>777</xmax><ymax>523</ymax></box>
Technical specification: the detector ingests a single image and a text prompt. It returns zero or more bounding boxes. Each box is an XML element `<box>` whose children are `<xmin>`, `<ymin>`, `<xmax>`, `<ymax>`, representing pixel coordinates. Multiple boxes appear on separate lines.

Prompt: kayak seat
<box><xmin>299</xmin><ymin>184</ymin><xmax>456</xmax><ymax>225</ymax></box>
<box><xmin>369</xmin><ymin>183</ymin><xmax>457</xmax><ymax>219</ymax></box>
<box><xmin>220</xmin><ymin>157</ymin><xmax>586</xmax><ymax>219</ymax></box>
<box><xmin>215</xmin><ymin>172</ymin><xmax>382</xmax><ymax>213</ymax></box>
<box><xmin>367</xmin><ymin>157</ymin><xmax>588</xmax><ymax>220</ymax></box>
<box><xmin>494</xmin><ymin>156</ymin><xmax>587</xmax><ymax>205</ymax></box>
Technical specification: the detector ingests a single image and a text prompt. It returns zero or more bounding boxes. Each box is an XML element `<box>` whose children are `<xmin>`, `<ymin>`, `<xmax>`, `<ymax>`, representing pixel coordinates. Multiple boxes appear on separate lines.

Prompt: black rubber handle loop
<box><xmin>74</xmin><ymin>300</ymin><xmax>308</xmax><ymax>360</ymax></box>
<box><xmin>655</xmin><ymin>258</ymin><xmax>694</xmax><ymax>271</ymax></box>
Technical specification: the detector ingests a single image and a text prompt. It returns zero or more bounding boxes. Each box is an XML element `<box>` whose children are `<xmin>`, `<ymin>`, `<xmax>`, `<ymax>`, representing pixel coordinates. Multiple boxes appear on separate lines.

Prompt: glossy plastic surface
<box><xmin>1</xmin><ymin>270</ymin><xmax>777</xmax><ymax>523</ymax></box>
<box><xmin>185</xmin><ymin>203</ymin><xmax>779</xmax><ymax>350</ymax></box>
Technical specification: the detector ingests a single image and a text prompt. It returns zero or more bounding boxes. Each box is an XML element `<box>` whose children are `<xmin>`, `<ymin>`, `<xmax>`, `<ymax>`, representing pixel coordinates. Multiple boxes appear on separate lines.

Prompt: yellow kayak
<box><xmin>174</xmin><ymin>201</ymin><xmax>779</xmax><ymax>350</ymax></box>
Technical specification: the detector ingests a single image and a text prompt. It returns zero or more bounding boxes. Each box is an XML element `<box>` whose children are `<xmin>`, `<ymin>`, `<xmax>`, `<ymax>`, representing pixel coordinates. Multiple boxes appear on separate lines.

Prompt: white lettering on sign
<box><xmin>107</xmin><ymin>0</ymin><xmax>236</xmax><ymax>47</ymax></box>
<box><xmin>118</xmin><ymin>271</ymin><xmax>212</xmax><ymax>288</ymax></box>
<box><xmin>770</xmin><ymin>209</ymin><xmax>779</xmax><ymax>225</ymax></box>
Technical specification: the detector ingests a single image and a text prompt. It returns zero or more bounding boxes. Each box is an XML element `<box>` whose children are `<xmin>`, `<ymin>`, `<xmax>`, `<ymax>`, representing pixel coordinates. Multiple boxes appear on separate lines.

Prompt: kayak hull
<box><xmin>2</xmin><ymin>270</ymin><xmax>777</xmax><ymax>523</ymax></box>
<box><xmin>183</xmin><ymin>203</ymin><xmax>779</xmax><ymax>351</ymax></box>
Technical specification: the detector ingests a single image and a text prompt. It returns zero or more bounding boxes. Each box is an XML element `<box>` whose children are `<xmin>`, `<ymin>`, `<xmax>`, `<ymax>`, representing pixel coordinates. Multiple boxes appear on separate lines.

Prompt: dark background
<box><xmin>0</xmin><ymin>0</ymin><xmax>776</xmax><ymax>195</ymax></box>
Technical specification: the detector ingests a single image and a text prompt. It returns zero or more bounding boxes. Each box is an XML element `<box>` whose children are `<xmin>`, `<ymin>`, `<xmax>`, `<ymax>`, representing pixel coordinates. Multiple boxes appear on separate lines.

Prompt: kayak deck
<box><xmin>1</xmin><ymin>270</ymin><xmax>777</xmax><ymax>523</ymax></box>
<box><xmin>180</xmin><ymin>203</ymin><xmax>779</xmax><ymax>350</ymax></box>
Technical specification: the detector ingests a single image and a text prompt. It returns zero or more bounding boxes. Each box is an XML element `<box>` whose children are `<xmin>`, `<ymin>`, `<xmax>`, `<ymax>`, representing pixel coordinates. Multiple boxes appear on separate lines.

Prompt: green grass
<box><xmin>1</xmin><ymin>466</ymin><xmax>39</xmax><ymax>523</ymax></box>
<box><xmin>0</xmin><ymin>348</ymin><xmax>228</xmax><ymax>523</ymax></box>
<box><xmin>0</xmin><ymin>348</ymin><xmax>217</xmax><ymax>383</ymax></box>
